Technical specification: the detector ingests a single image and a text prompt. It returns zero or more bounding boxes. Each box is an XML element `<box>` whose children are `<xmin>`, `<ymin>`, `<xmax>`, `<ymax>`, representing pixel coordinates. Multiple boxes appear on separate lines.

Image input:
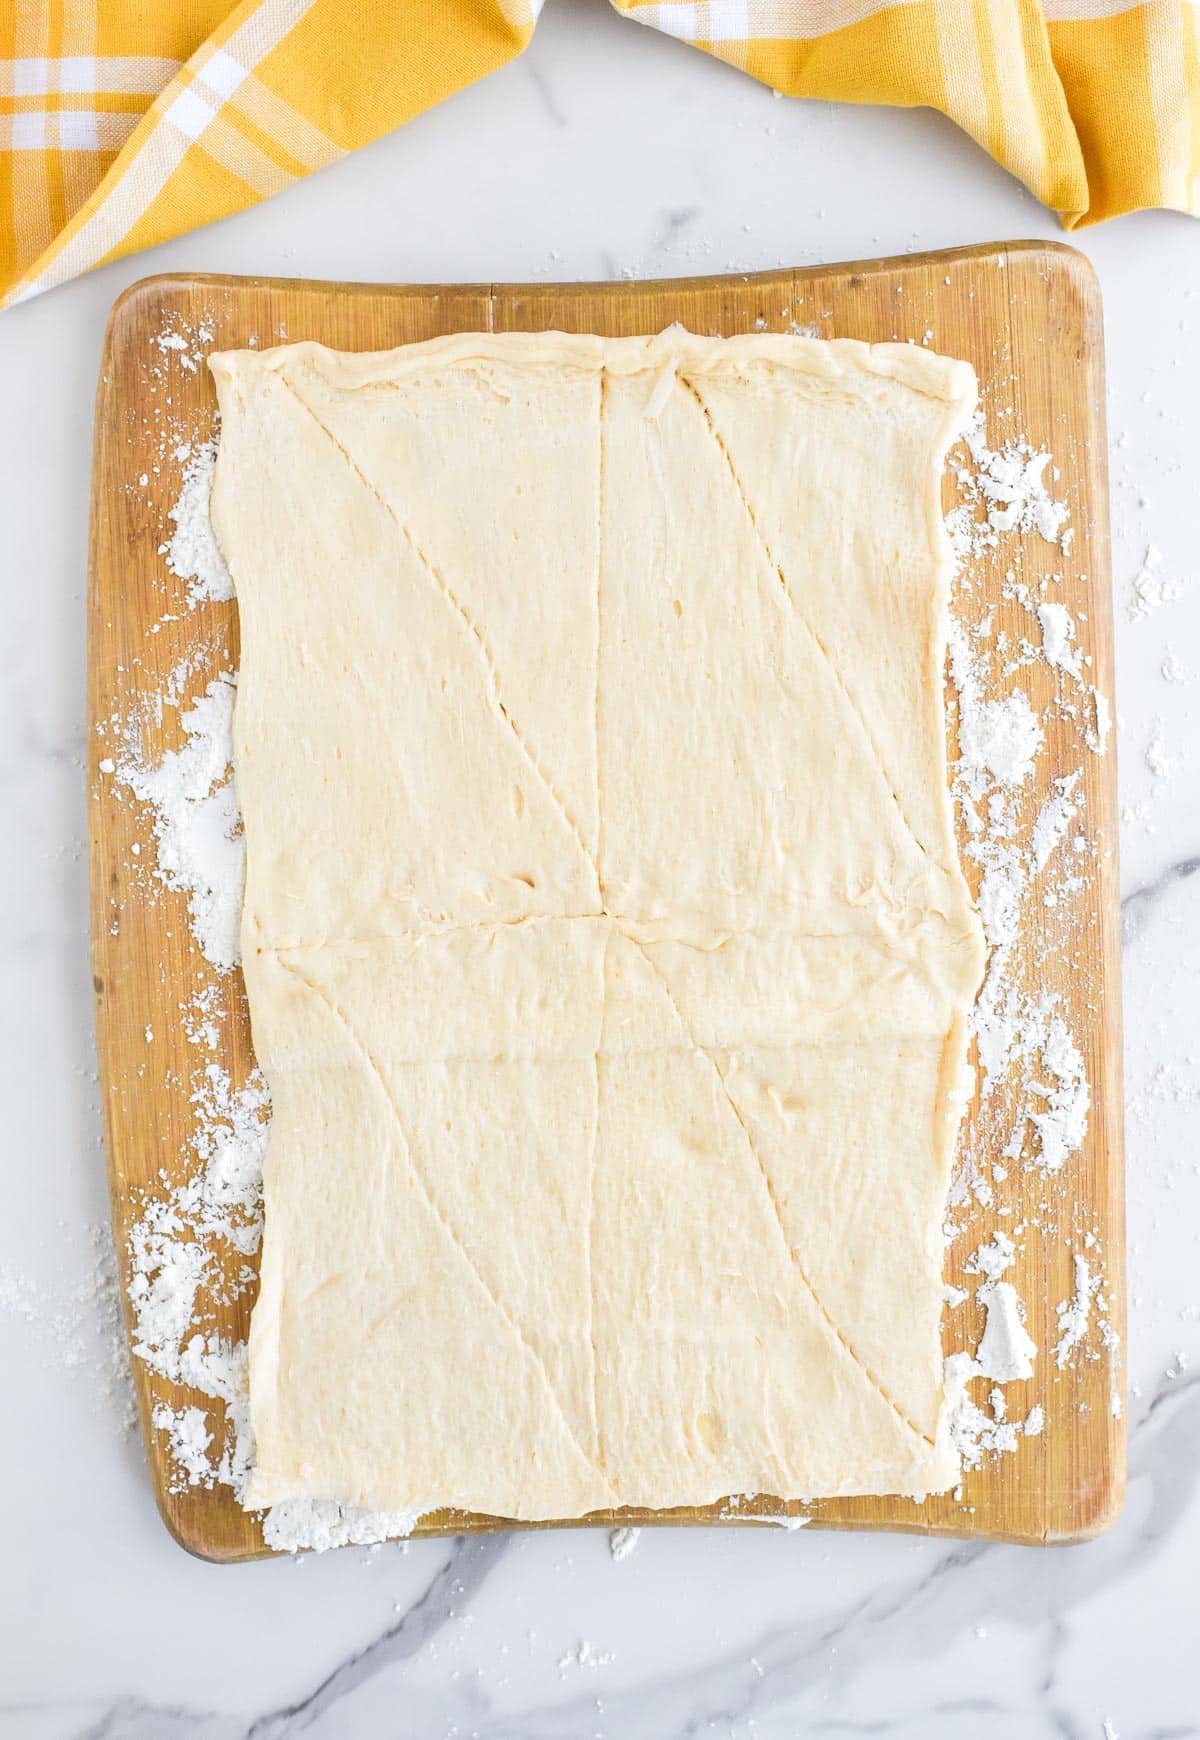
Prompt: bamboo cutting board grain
<box><xmin>89</xmin><ymin>246</ymin><xmax>1124</xmax><ymax>1561</ymax></box>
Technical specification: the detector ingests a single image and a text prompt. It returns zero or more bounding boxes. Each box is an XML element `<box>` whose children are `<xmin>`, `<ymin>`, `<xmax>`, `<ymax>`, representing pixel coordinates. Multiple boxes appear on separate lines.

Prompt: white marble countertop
<box><xmin>2</xmin><ymin>2</ymin><xmax>1199</xmax><ymax>1734</ymax></box>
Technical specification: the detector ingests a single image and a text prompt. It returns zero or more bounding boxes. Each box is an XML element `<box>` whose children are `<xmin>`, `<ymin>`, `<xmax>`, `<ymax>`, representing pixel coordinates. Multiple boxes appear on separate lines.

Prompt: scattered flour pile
<box><xmin>1127</xmin><ymin>544</ymin><xmax>1182</xmax><ymax>621</ymax></box>
<box><xmin>263</xmin><ymin>1499</ymin><xmax>424</xmax><ymax>1554</ymax></box>
<box><xmin>127</xmin><ymin>1059</ymin><xmax>267</xmax><ymax>1496</ymax></box>
<box><xmin>946</xmin><ymin>412</ymin><xmax>1072</xmax><ymax>555</ymax></box>
<box><xmin>944</xmin><ymin>1232</ymin><xmax>1042</xmax><ymax>1471</ymax></box>
<box><xmin>110</xmin><ymin>673</ymin><xmax>244</xmax><ymax>973</ymax></box>
<box><xmin>0</xmin><ymin>1225</ymin><xmax>135</xmax><ymax>1426</ymax></box>
<box><xmin>947</xmin><ymin>503</ymin><xmax>1092</xmax><ymax>1184</ymax></box>
<box><xmin>939</xmin><ymin>407</ymin><xmax>1116</xmax><ymax>1470</ymax></box>
<box><xmin>1055</xmin><ymin>1252</ymin><xmax>1101</xmax><ymax>1371</ymax></box>
<box><xmin>161</xmin><ymin>442</ymin><xmax>233</xmax><ymax>605</ymax></box>
<box><xmin>609</xmin><ymin>1526</ymin><xmax>642</xmax><ymax>1560</ymax></box>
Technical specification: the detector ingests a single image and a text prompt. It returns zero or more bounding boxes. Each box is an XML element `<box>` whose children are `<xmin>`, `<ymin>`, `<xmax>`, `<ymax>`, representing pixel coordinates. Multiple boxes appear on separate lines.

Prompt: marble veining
<box><xmin>1122</xmin><ymin>855</ymin><xmax>1200</xmax><ymax>946</ymax></box>
<box><xmin>9</xmin><ymin>1370</ymin><xmax>1200</xmax><ymax>1738</ymax></box>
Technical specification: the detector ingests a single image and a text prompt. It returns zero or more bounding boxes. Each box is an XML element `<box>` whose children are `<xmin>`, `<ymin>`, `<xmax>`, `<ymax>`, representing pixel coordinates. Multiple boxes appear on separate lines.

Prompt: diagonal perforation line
<box><xmin>584</xmin><ymin>926</ymin><xmax>610</xmax><ymax>1473</ymax></box>
<box><xmin>625</xmin><ymin>932</ymin><xmax>935</xmax><ymax>1449</ymax></box>
<box><xmin>275</xmin><ymin>954</ymin><xmax>618</xmax><ymax>1498</ymax></box>
<box><xmin>680</xmin><ymin>372</ymin><xmax>941</xmax><ymax>873</ymax></box>
<box><xmin>276</xmin><ymin>372</ymin><xmax>603</xmax><ymax>901</ymax></box>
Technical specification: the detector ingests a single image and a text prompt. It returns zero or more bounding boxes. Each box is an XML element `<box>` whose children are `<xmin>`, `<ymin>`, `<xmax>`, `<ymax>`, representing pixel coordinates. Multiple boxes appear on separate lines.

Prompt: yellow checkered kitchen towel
<box><xmin>2</xmin><ymin>0</ymin><xmax>1197</xmax><ymax>309</ymax></box>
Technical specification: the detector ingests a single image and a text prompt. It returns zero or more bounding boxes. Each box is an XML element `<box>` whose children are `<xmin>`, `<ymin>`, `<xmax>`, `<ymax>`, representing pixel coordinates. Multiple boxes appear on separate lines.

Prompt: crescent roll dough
<box><xmin>209</xmin><ymin>329</ymin><xmax>984</xmax><ymax>1520</ymax></box>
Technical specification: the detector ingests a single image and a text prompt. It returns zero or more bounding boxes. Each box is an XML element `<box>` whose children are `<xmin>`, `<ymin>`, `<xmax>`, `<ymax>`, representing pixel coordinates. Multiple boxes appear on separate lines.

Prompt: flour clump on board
<box><xmin>109</xmin><ymin>672</ymin><xmax>244</xmax><ymax>973</ymax></box>
<box><xmin>162</xmin><ymin>441</ymin><xmax>234</xmax><ymax>604</ymax></box>
<box><xmin>946</xmin><ymin>412</ymin><xmax>1072</xmax><ymax>556</ymax></box>
<box><xmin>975</xmin><ymin>1280</ymin><xmax>1037</xmax><ymax>1382</ymax></box>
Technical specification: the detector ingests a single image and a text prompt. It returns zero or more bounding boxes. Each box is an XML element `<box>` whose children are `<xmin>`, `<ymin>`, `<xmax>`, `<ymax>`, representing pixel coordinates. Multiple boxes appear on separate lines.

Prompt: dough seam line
<box><xmin>586</xmin><ymin>926</ymin><xmax>609</xmax><ymax>1475</ymax></box>
<box><xmin>254</xmin><ymin>914</ymin><xmax>952</xmax><ymax>952</ymax></box>
<box><xmin>587</xmin><ymin>368</ymin><xmax>607</xmax><ymax>1474</ymax></box>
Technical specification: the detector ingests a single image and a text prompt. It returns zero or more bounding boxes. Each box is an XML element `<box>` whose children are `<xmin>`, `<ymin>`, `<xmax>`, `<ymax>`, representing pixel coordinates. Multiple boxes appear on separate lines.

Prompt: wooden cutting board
<box><xmin>89</xmin><ymin>244</ymin><xmax>1124</xmax><ymax>1561</ymax></box>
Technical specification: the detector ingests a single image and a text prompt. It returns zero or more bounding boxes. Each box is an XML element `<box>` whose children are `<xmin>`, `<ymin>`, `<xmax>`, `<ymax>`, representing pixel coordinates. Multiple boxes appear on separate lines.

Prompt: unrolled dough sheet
<box><xmin>209</xmin><ymin>328</ymin><xmax>985</xmax><ymax>1520</ymax></box>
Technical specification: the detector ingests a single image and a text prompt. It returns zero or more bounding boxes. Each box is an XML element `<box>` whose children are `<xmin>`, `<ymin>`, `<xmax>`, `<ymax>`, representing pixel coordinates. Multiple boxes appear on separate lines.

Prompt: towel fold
<box><xmin>2</xmin><ymin>0</ymin><xmax>1195</xmax><ymax>309</ymax></box>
